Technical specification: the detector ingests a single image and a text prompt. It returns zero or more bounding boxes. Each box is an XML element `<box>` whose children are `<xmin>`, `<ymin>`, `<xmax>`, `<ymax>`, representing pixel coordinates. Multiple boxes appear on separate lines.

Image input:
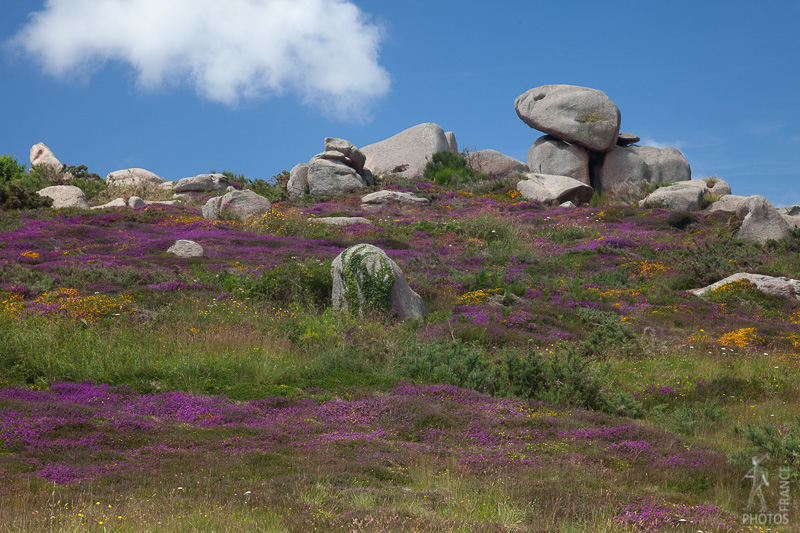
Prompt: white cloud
<box><xmin>640</xmin><ymin>137</ymin><xmax>685</xmax><ymax>150</ymax></box>
<box><xmin>8</xmin><ymin>0</ymin><xmax>391</xmax><ymax>118</ymax></box>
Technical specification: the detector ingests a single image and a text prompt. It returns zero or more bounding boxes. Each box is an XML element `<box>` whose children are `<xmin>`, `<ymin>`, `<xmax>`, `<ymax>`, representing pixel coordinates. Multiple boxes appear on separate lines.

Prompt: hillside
<box><xmin>1</xmin><ymin>171</ymin><xmax>799</xmax><ymax>532</ymax></box>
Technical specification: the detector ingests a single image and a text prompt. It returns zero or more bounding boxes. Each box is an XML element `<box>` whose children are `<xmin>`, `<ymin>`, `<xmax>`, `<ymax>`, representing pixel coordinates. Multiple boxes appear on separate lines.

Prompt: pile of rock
<box><xmin>287</xmin><ymin>138</ymin><xmax>374</xmax><ymax>201</ymax></box>
<box><xmin>514</xmin><ymin>85</ymin><xmax>691</xmax><ymax>197</ymax></box>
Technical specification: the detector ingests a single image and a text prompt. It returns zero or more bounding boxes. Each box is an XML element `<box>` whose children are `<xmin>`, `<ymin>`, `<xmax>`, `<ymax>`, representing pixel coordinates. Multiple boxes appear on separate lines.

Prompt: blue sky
<box><xmin>1</xmin><ymin>1</ymin><xmax>798</xmax><ymax>206</ymax></box>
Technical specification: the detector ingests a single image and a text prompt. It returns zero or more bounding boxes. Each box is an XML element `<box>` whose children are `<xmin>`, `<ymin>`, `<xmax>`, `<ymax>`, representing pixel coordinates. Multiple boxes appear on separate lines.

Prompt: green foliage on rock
<box><xmin>423</xmin><ymin>150</ymin><xmax>482</xmax><ymax>186</ymax></box>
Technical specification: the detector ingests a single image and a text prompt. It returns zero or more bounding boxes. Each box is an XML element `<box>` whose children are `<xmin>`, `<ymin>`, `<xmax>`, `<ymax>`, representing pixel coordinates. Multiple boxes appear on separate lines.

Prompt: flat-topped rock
<box><xmin>707</xmin><ymin>194</ymin><xmax>749</xmax><ymax>216</ymax></box>
<box><xmin>515</xmin><ymin>85</ymin><xmax>621</xmax><ymax>153</ymax></box>
<box><xmin>309</xmin><ymin>217</ymin><xmax>372</xmax><ymax>226</ymax></box>
<box><xmin>37</xmin><ymin>185</ymin><xmax>88</xmax><ymax>209</ymax></box>
<box><xmin>516</xmin><ymin>173</ymin><xmax>593</xmax><ymax>206</ymax></box>
<box><xmin>639</xmin><ymin>181</ymin><xmax>707</xmax><ymax>211</ymax></box>
<box><xmin>361</xmin><ymin>190</ymin><xmax>430</xmax><ymax>211</ymax></box>
<box><xmin>616</xmin><ymin>133</ymin><xmax>640</xmax><ymax>146</ymax></box>
<box><xmin>107</xmin><ymin>168</ymin><xmax>164</xmax><ymax>189</ymax></box>
<box><xmin>91</xmin><ymin>198</ymin><xmax>128</xmax><ymax>210</ymax></box>
<box><xmin>691</xmin><ymin>273</ymin><xmax>800</xmax><ymax>303</ymax></box>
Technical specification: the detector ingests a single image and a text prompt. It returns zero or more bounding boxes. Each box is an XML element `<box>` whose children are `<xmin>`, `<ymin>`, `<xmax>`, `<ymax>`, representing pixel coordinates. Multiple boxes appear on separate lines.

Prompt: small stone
<box><xmin>167</xmin><ymin>240</ymin><xmax>204</xmax><ymax>258</ymax></box>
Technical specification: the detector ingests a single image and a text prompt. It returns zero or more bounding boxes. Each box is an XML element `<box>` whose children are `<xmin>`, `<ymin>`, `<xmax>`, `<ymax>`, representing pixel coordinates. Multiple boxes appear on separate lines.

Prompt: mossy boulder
<box><xmin>331</xmin><ymin>244</ymin><xmax>426</xmax><ymax>320</ymax></box>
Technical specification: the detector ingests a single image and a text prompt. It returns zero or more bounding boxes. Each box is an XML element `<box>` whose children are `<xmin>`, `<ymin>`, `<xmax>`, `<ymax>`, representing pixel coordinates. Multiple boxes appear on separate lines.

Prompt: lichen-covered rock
<box><xmin>466</xmin><ymin>149</ymin><xmax>528</xmax><ymax>177</ymax></box>
<box><xmin>174</xmin><ymin>174</ymin><xmax>229</xmax><ymax>194</ymax></box>
<box><xmin>736</xmin><ymin>195</ymin><xmax>790</xmax><ymax>243</ymax></box>
<box><xmin>167</xmin><ymin>240</ymin><xmax>204</xmax><ymax>258</ymax></box>
<box><xmin>526</xmin><ymin>135</ymin><xmax>590</xmax><ymax>185</ymax></box>
<box><xmin>516</xmin><ymin>173</ymin><xmax>593</xmax><ymax>206</ymax></box>
<box><xmin>361</xmin><ymin>190</ymin><xmax>429</xmax><ymax>211</ymax></box>
<box><xmin>514</xmin><ymin>85</ymin><xmax>621</xmax><ymax>153</ymax></box>
<box><xmin>332</xmin><ymin>244</ymin><xmax>426</xmax><ymax>320</ymax></box>
<box><xmin>202</xmin><ymin>190</ymin><xmax>272</xmax><ymax>222</ymax></box>
<box><xmin>36</xmin><ymin>185</ymin><xmax>89</xmax><ymax>209</ymax></box>
<box><xmin>360</xmin><ymin>123</ymin><xmax>450</xmax><ymax>178</ymax></box>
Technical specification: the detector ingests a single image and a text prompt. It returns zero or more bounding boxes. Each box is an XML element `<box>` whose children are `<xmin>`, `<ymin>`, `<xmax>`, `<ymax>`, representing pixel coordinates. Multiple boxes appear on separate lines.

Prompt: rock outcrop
<box><xmin>361</xmin><ymin>123</ymin><xmax>450</xmax><ymax>178</ymax></box>
<box><xmin>445</xmin><ymin>131</ymin><xmax>458</xmax><ymax>153</ymax></box>
<box><xmin>201</xmin><ymin>190</ymin><xmax>272</xmax><ymax>222</ymax></box>
<box><xmin>735</xmin><ymin>195</ymin><xmax>790</xmax><ymax>243</ymax></box>
<box><xmin>307</xmin><ymin>158</ymin><xmax>367</xmax><ymax>197</ymax></box>
<box><xmin>691</xmin><ymin>273</ymin><xmax>800</xmax><ymax>303</ymax></box>
<box><xmin>332</xmin><ymin>244</ymin><xmax>426</xmax><ymax>320</ymax></box>
<box><xmin>36</xmin><ymin>186</ymin><xmax>88</xmax><ymax>209</ymax></box>
<box><xmin>707</xmin><ymin>194</ymin><xmax>749</xmax><ymax>215</ymax></box>
<box><xmin>516</xmin><ymin>173</ymin><xmax>593</xmax><ymax>206</ymax></box>
<box><xmin>515</xmin><ymin>85</ymin><xmax>621</xmax><ymax>153</ymax></box>
<box><xmin>466</xmin><ymin>150</ymin><xmax>528</xmax><ymax>177</ymax></box>
<box><xmin>107</xmin><ymin>168</ymin><xmax>164</xmax><ymax>189</ymax></box>
<box><xmin>526</xmin><ymin>135</ymin><xmax>590</xmax><ymax>185</ymax></box>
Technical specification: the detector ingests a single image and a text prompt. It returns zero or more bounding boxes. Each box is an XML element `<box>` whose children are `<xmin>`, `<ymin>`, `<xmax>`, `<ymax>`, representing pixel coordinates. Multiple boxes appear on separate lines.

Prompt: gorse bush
<box><xmin>0</xmin><ymin>154</ymin><xmax>27</xmax><ymax>185</ymax></box>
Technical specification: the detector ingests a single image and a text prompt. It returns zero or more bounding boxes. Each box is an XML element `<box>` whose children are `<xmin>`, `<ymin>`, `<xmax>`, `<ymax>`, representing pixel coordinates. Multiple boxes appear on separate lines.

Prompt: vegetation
<box><xmin>0</xmin><ymin>158</ymin><xmax>798</xmax><ymax>531</ymax></box>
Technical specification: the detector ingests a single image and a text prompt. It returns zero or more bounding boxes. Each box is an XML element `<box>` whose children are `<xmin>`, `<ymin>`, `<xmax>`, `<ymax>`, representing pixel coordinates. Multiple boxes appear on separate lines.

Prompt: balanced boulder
<box><xmin>596</xmin><ymin>145</ymin><xmax>691</xmax><ymax>194</ymax></box>
<box><xmin>516</xmin><ymin>173</ymin><xmax>593</xmax><ymax>206</ymax></box>
<box><xmin>202</xmin><ymin>190</ymin><xmax>271</xmax><ymax>222</ymax></box>
<box><xmin>515</xmin><ymin>85</ymin><xmax>621</xmax><ymax>153</ymax></box>
<box><xmin>361</xmin><ymin>123</ymin><xmax>451</xmax><ymax>178</ymax></box>
<box><xmin>466</xmin><ymin>150</ymin><xmax>528</xmax><ymax>177</ymax></box>
<box><xmin>325</xmin><ymin>138</ymin><xmax>366</xmax><ymax>172</ymax></box>
<box><xmin>331</xmin><ymin>244</ymin><xmax>426</xmax><ymax>320</ymax></box>
<box><xmin>736</xmin><ymin>195</ymin><xmax>790</xmax><ymax>243</ymax></box>
<box><xmin>616</xmin><ymin>133</ymin><xmax>640</xmax><ymax>146</ymax></box>
<box><xmin>526</xmin><ymin>135</ymin><xmax>590</xmax><ymax>185</ymax></box>
<box><xmin>37</xmin><ymin>185</ymin><xmax>89</xmax><ymax>209</ymax></box>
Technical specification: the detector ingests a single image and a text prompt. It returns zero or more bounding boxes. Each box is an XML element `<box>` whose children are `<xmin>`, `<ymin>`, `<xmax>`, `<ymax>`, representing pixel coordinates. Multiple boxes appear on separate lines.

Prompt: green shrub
<box><xmin>730</xmin><ymin>418</ymin><xmax>800</xmax><ymax>478</ymax></box>
<box><xmin>394</xmin><ymin>341</ymin><xmax>642</xmax><ymax>416</ymax></box>
<box><xmin>576</xmin><ymin>307</ymin><xmax>637</xmax><ymax>357</ymax></box>
<box><xmin>423</xmin><ymin>151</ymin><xmax>479</xmax><ymax>186</ymax></box>
<box><xmin>0</xmin><ymin>154</ymin><xmax>27</xmax><ymax>185</ymax></box>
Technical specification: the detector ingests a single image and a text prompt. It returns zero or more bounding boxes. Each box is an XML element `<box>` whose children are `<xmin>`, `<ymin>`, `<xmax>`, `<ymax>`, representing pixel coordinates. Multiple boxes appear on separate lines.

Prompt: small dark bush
<box><xmin>0</xmin><ymin>182</ymin><xmax>53</xmax><ymax>210</ymax></box>
<box><xmin>0</xmin><ymin>154</ymin><xmax>27</xmax><ymax>185</ymax></box>
<box><xmin>667</xmin><ymin>211</ymin><xmax>700</xmax><ymax>230</ymax></box>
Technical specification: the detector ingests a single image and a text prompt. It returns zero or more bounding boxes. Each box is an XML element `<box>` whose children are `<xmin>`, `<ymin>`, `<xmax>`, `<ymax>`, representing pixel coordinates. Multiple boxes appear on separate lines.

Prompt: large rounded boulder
<box><xmin>515</xmin><ymin>85</ymin><xmax>621</xmax><ymax>153</ymax></box>
<box><xmin>527</xmin><ymin>135</ymin><xmax>590</xmax><ymax>185</ymax></box>
<box><xmin>202</xmin><ymin>190</ymin><xmax>272</xmax><ymax>222</ymax></box>
<box><xmin>596</xmin><ymin>145</ymin><xmax>691</xmax><ymax>194</ymax></box>
<box><xmin>36</xmin><ymin>185</ymin><xmax>89</xmax><ymax>209</ymax></box>
<box><xmin>360</xmin><ymin>123</ymin><xmax>451</xmax><ymax>178</ymax></box>
<box><xmin>332</xmin><ymin>244</ymin><xmax>426</xmax><ymax>320</ymax></box>
<box><xmin>516</xmin><ymin>173</ymin><xmax>593</xmax><ymax>206</ymax></box>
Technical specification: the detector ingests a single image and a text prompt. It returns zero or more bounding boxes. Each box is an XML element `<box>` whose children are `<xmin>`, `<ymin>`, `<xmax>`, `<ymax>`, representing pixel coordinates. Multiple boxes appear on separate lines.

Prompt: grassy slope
<box><xmin>1</xmin><ymin>178</ymin><xmax>799</xmax><ymax>532</ymax></box>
